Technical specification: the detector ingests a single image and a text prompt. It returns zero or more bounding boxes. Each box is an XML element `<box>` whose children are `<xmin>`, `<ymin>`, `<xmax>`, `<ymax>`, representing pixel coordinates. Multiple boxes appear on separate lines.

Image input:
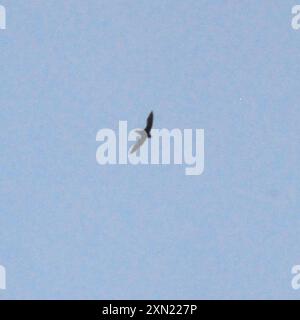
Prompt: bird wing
<box><xmin>144</xmin><ymin>111</ymin><xmax>153</xmax><ymax>133</ymax></box>
<box><xmin>130</xmin><ymin>131</ymin><xmax>147</xmax><ymax>154</ymax></box>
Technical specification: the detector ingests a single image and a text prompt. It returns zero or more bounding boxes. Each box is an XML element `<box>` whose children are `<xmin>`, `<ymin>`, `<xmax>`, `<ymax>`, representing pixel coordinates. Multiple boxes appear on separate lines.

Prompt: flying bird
<box><xmin>130</xmin><ymin>111</ymin><xmax>154</xmax><ymax>154</ymax></box>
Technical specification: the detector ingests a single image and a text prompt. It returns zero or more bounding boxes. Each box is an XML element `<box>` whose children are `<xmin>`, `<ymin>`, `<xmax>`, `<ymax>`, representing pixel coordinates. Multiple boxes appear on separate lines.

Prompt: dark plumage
<box><xmin>144</xmin><ymin>111</ymin><xmax>153</xmax><ymax>138</ymax></box>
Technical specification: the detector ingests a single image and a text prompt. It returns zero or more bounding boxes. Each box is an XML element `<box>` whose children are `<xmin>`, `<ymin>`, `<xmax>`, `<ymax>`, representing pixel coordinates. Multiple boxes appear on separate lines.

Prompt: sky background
<box><xmin>1</xmin><ymin>0</ymin><xmax>300</xmax><ymax>299</ymax></box>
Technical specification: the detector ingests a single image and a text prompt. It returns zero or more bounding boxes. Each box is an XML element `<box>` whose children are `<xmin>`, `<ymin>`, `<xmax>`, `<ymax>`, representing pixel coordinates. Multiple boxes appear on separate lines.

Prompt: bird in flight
<box><xmin>130</xmin><ymin>111</ymin><xmax>154</xmax><ymax>154</ymax></box>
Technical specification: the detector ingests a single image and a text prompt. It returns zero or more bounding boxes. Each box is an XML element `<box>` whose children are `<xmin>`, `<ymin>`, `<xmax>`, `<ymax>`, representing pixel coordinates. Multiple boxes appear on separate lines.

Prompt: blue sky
<box><xmin>1</xmin><ymin>0</ymin><xmax>300</xmax><ymax>299</ymax></box>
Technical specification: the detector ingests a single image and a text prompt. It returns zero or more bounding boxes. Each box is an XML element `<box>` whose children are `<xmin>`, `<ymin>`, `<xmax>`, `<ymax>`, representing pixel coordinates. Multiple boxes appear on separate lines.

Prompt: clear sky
<box><xmin>1</xmin><ymin>0</ymin><xmax>300</xmax><ymax>299</ymax></box>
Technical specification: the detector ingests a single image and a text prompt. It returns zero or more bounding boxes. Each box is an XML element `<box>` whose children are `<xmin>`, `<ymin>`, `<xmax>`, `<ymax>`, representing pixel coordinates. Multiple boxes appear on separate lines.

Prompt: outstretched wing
<box><xmin>130</xmin><ymin>131</ymin><xmax>147</xmax><ymax>154</ymax></box>
<box><xmin>144</xmin><ymin>111</ymin><xmax>153</xmax><ymax>133</ymax></box>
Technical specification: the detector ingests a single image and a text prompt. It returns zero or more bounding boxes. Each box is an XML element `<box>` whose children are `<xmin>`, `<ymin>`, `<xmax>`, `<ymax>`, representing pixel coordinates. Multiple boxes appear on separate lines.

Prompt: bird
<box><xmin>130</xmin><ymin>111</ymin><xmax>154</xmax><ymax>154</ymax></box>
